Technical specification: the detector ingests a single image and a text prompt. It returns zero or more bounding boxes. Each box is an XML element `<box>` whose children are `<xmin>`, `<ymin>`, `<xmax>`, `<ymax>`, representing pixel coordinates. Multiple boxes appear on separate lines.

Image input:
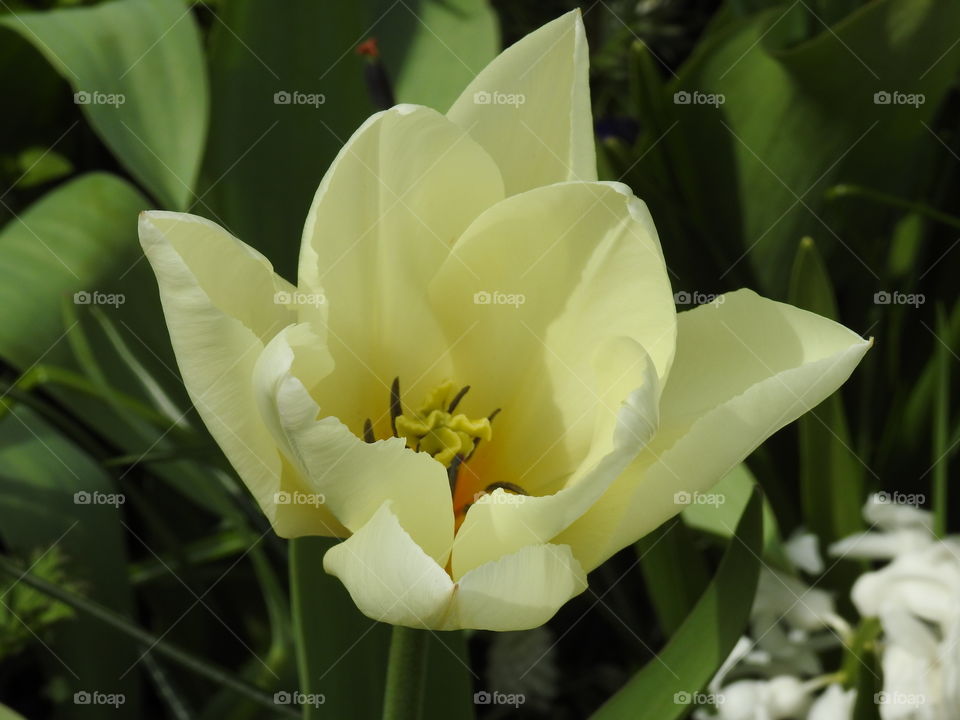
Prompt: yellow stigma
<box><xmin>395</xmin><ymin>380</ymin><xmax>492</xmax><ymax>467</ymax></box>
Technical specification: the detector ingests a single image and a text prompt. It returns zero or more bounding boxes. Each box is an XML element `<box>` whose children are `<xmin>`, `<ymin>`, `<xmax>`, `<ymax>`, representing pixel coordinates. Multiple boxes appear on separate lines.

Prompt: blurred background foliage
<box><xmin>0</xmin><ymin>0</ymin><xmax>955</xmax><ymax>718</ymax></box>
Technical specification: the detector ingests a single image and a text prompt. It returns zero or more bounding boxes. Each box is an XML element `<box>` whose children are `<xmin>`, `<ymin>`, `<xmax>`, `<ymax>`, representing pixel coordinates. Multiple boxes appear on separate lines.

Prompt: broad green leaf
<box><xmin>0</xmin><ymin>0</ymin><xmax>208</xmax><ymax>209</ymax></box>
<box><xmin>788</xmin><ymin>237</ymin><xmax>866</xmax><ymax>551</ymax></box>
<box><xmin>636</xmin><ymin>519</ymin><xmax>710</xmax><ymax>636</ymax></box>
<box><xmin>200</xmin><ymin>0</ymin><xmax>497</xmax><ymax>279</ymax></box>
<box><xmin>290</xmin><ymin>537</ymin><xmax>390</xmax><ymax>719</ymax></box>
<box><xmin>624</xmin><ymin>0</ymin><xmax>960</xmax><ymax>293</ymax></box>
<box><xmin>375</xmin><ymin>0</ymin><xmax>498</xmax><ymax>111</ymax></box>
<box><xmin>0</xmin><ymin>172</ymin><xmax>149</xmax><ymax>368</ymax></box>
<box><xmin>200</xmin><ymin>0</ymin><xmax>375</xmax><ymax>278</ymax></box>
<box><xmin>0</xmin><ymin>173</ymin><xmax>241</xmax><ymax>521</ymax></box>
<box><xmin>682</xmin><ymin>463</ymin><xmax>787</xmax><ymax>568</ymax></box>
<box><xmin>0</xmin><ymin>405</ymin><xmax>140</xmax><ymax>719</ymax></box>
<box><xmin>591</xmin><ymin>487</ymin><xmax>763</xmax><ymax>720</ymax></box>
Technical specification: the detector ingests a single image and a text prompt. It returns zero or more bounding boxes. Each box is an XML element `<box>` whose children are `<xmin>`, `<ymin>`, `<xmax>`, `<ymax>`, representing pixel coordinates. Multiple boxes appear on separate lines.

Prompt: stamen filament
<box><xmin>447</xmin><ymin>385</ymin><xmax>470</xmax><ymax>413</ymax></box>
<box><xmin>389</xmin><ymin>377</ymin><xmax>402</xmax><ymax>437</ymax></box>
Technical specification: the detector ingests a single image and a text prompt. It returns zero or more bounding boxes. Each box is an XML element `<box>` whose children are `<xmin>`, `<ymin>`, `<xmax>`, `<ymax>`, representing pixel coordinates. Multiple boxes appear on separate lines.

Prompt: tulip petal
<box><xmin>429</xmin><ymin>181</ymin><xmax>675</xmax><ymax>498</ymax></box>
<box><xmin>253</xmin><ymin>324</ymin><xmax>454</xmax><ymax>565</ymax></box>
<box><xmin>447</xmin><ymin>9</ymin><xmax>595</xmax><ymax>194</ymax></box>
<box><xmin>323</xmin><ymin>502</ymin><xmax>456</xmax><ymax>629</ymax></box>
<box><xmin>323</xmin><ymin>502</ymin><xmax>586</xmax><ymax>631</ymax></box>
<box><xmin>450</xmin><ymin>336</ymin><xmax>659</xmax><ymax>579</ymax></box>
<box><xmin>297</xmin><ymin>105</ymin><xmax>504</xmax><ymax>435</ymax></box>
<box><xmin>450</xmin><ymin>541</ymin><xmax>587</xmax><ymax>631</ymax></box>
<box><xmin>558</xmin><ymin>289</ymin><xmax>871</xmax><ymax>570</ymax></box>
<box><xmin>138</xmin><ymin>211</ymin><xmax>342</xmax><ymax>537</ymax></box>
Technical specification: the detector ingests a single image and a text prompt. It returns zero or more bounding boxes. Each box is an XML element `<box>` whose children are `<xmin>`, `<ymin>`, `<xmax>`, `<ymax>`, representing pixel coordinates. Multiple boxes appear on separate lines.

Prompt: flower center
<box><xmin>394</xmin><ymin>380</ymin><xmax>492</xmax><ymax>467</ymax></box>
<box><xmin>362</xmin><ymin>379</ymin><xmax>529</xmax><ymax>532</ymax></box>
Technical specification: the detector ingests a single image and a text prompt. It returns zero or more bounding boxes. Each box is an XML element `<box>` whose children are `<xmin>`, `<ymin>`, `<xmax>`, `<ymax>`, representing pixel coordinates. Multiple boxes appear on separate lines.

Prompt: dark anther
<box><xmin>483</xmin><ymin>481</ymin><xmax>529</xmax><ymax>496</ymax></box>
<box><xmin>356</xmin><ymin>37</ymin><xmax>395</xmax><ymax>110</ymax></box>
<box><xmin>447</xmin><ymin>454</ymin><xmax>464</xmax><ymax>492</ymax></box>
<box><xmin>362</xmin><ymin>418</ymin><xmax>376</xmax><ymax>444</ymax></box>
<box><xmin>389</xmin><ymin>377</ymin><xmax>402</xmax><ymax>437</ymax></box>
<box><xmin>447</xmin><ymin>385</ymin><xmax>471</xmax><ymax>413</ymax></box>
<box><xmin>488</xmin><ymin>408</ymin><xmax>502</xmax><ymax>423</ymax></box>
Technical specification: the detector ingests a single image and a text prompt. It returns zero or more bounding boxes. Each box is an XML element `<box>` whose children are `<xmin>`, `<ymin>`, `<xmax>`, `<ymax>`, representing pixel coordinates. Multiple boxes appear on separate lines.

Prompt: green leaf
<box><xmin>0</xmin><ymin>405</ymin><xmax>141</xmax><ymax>718</ymax></box>
<box><xmin>625</xmin><ymin>0</ymin><xmax>960</xmax><ymax>293</ymax></box>
<box><xmin>0</xmin><ymin>0</ymin><xmax>208</xmax><ymax>209</ymax></box>
<box><xmin>200</xmin><ymin>0</ymin><xmax>375</xmax><ymax>278</ymax></box>
<box><xmin>788</xmin><ymin>237</ymin><xmax>866</xmax><ymax>553</ymax></box>
<box><xmin>682</xmin><ymin>463</ymin><xmax>788</xmax><ymax>568</ymax></box>
<box><xmin>200</xmin><ymin>0</ymin><xmax>497</xmax><ymax>279</ymax></box>
<box><xmin>0</xmin><ymin>172</ymin><xmax>148</xmax><ymax>368</ymax></box>
<box><xmin>591</xmin><ymin>486</ymin><xmax>764</xmax><ymax>720</ymax></box>
<box><xmin>0</xmin><ymin>173</ymin><xmax>240</xmax><ymax>521</ymax></box>
<box><xmin>289</xmin><ymin>537</ymin><xmax>390</xmax><ymax>719</ymax></box>
<box><xmin>376</xmin><ymin>0</ymin><xmax>498</xmax><ymax>111</ymax></box>
<box><xmin>636</xmin><ymin>519</ymin><xmax>710</xmax><ymax>636</ymax></box>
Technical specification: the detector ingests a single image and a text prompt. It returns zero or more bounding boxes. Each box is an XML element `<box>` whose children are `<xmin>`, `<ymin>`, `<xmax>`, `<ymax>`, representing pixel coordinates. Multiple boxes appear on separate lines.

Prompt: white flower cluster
<box><xmin>696</xmin><ymin>494</ymin><xmax>960</xmax><ymax>720</ymax></box>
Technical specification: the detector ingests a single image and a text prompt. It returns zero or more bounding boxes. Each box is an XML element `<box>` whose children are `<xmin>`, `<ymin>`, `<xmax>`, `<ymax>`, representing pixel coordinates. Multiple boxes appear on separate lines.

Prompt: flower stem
<box><xmin>382</xmin><ymin>625</ymin><xmax>429</xmax><ymax>720</ymax></box>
